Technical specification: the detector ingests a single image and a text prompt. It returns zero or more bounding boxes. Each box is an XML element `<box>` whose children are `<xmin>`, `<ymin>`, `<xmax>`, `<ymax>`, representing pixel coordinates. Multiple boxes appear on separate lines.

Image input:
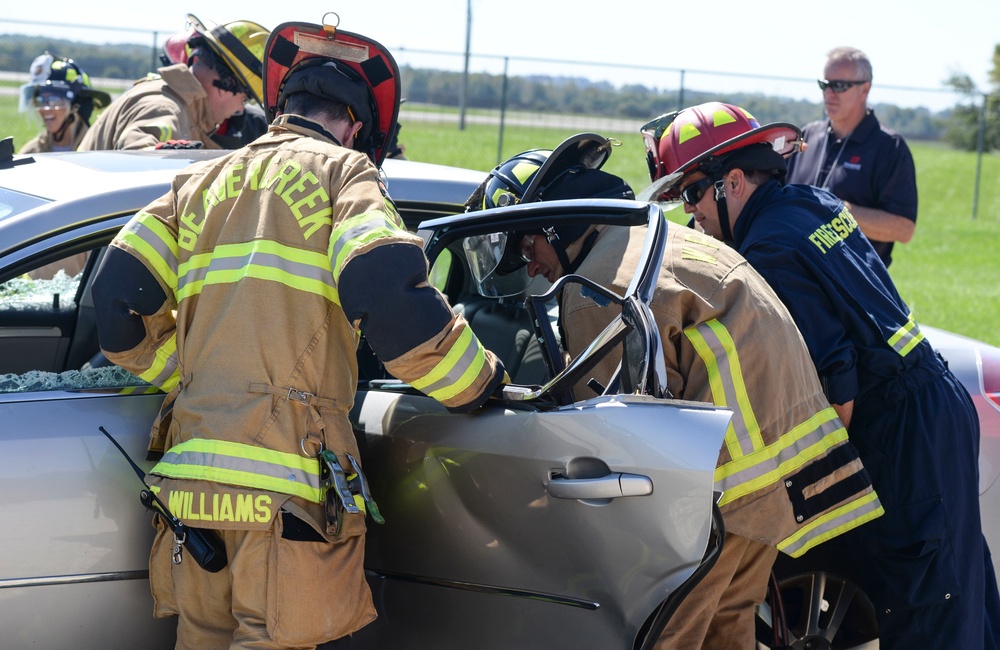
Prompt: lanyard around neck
<box><xmin>814</xmin><ymin>130</ymin><xmax>852</xmax><ymax>190</ymax></box>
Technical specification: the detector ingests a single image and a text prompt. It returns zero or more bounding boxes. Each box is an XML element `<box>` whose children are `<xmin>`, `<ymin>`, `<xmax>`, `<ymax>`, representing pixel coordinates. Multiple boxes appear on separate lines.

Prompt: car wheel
<box><xmin>756</xmin><ymin>571</ymin><xmax>879</xmax><ymax>650</ymax></box>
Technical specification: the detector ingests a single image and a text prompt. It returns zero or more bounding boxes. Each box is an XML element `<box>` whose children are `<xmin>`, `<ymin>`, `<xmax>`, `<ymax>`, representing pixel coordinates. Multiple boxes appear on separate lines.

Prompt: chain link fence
<box><xmin>2</xmin><ymin>17</ymin><xmax>994</xmax><ymax>210</ymax></box>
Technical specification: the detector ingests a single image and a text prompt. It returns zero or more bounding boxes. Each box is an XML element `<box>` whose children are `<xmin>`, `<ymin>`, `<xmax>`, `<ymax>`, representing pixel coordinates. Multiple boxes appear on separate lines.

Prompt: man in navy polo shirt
<box><xmin>786</xmin><ymin>47</ymin><xmax>917</xmax><ymax>268</ymax></box>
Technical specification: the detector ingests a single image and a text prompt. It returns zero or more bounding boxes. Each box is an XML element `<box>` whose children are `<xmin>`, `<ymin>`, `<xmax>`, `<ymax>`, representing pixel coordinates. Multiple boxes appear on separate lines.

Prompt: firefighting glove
<box><xmin>154</xmin><ymin>139</ymin><xmax>204</xmax><ymax>150</ymax></box>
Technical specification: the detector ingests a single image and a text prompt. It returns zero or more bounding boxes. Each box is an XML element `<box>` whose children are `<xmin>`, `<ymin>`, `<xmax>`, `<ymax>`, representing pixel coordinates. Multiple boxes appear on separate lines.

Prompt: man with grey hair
<box><xmin>786</xmin><ymin>46</ymin><xmax>918</xmax><ymax>268</ymax></box>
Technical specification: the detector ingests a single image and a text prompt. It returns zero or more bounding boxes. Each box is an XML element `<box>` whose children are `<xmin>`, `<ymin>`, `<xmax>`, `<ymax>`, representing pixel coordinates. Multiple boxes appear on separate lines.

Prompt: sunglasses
<box><xmin>679</xmin><ymin>176</ymin><xmax>715</xmax><ymax>206</ymax></box>
<box><xmin>817</xmin><ymin>79</ymin><xmax>868</xmax><ymax>93</ymax></box>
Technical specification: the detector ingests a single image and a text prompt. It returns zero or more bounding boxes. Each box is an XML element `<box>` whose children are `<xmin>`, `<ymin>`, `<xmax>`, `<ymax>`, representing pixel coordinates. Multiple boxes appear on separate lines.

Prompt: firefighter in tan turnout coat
<box><xmin>92</xmin><ymin>18</ymin><xmax>505</xmax><ymax>649</ymax></box>
<box><xmin>79</xmin><ymin>14</ymin><xmax>268</xmax><ymax>151</ymax></box>
<box><xmin>463</xmin><ymin>134</ymin><xmax>882</xmax><ymax>649</ymax></box>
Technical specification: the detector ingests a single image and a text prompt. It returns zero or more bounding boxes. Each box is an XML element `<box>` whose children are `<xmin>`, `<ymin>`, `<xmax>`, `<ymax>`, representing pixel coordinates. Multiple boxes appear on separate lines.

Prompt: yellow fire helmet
<box><xmin>262</xmin><ymin>12</ymin><xmax>400</xmax><ymax>167</ymax></box>
<box><xmin>187</xmin><ymin>14</ymin><xmax>269</xmax><ymax>104</ymax></box>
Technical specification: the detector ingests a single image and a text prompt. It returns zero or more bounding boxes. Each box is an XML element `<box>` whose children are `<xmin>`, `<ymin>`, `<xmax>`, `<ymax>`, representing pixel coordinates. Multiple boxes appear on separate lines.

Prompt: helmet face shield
<box><xmin>18</xmin><ymin>84</ymin><xmax>37</xmax><ymax>113</ymax></box>
<box><xmin>463</xmin><ymin>232</ymin><xmax>532</xmax><ymax>298</ymax></box>
<box><xmin>521</xmin><ymin>133</ymin><xmax>614</xmax><ymax>203</ymax></box>
<box><xmin>469</xmin><ymin>133</ymin><xmax>617</xmax><ymax>213</ymax></box>
<box><xmin>640</xmin><ymin>111</ymin><xmax>680</xmax><ymax>182</ymax></box>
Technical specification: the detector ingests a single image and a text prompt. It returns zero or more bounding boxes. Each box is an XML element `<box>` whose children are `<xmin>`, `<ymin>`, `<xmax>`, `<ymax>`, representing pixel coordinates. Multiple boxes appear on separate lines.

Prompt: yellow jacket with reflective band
<box><xmin>562</xmin><ymin>223</ymin><xmax>882</xmax><ymax>557</ymax></box>
<box><xmin>103</xmin><ymin>116</ymin><xmax>501</xmax><ymax>540</ymax></box>
<box><xmin>78</xmin><ymin>64</ymin><xmax>221</xmax><ymax>151</ymax></box>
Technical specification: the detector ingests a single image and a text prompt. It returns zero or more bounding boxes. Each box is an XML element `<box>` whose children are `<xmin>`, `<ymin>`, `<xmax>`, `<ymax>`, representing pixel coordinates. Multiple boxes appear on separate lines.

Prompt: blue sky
<box><xmin>3</xmin><ymin>1</ymin><xmax>997</xmax><ymax>112</ymax></box>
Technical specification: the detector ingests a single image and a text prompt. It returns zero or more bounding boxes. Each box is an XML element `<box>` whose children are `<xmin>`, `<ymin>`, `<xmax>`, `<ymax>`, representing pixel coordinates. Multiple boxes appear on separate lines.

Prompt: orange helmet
<box><xmin>641</xmin><ymin>102</ymin><xmax>801</xmax><ymax>201</ymax></box>
<box><xmin>262</xmin><ymin>13</ymin><xmax>400</xmax><ymax>166</ymax></box>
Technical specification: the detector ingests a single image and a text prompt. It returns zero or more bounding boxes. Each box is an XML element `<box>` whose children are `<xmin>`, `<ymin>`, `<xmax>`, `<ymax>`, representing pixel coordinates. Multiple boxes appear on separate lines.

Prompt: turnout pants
<box><xmin>149</xmin><ymin>512</ymin><xmax>375</xmax><ymax>650</ymax></box>
<box><xmin>654</xmin><ymin>532</ymin><xmax>777</xmax><ymax>649</ymax></box>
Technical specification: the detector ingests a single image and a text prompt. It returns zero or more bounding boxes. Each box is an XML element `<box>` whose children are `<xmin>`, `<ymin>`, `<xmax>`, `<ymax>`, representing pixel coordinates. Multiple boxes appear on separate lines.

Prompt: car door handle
<box><xmin>547</xmin><ymin>473</ymin><xmax>653</xmax><ymax>499</ymax></box>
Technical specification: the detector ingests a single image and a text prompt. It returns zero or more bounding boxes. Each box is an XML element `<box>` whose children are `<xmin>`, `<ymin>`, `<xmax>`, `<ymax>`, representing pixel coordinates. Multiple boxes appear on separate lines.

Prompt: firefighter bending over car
<box><xmin>644</xmin><ymin>101</ymin><xmax>1000</xmax><ymax>648</ymax></box>
<box><xmin>92</xmin><ymin>16</ymin><xmax>505</xmax><ymax>649</ymax></box>
<box><xmin>157</xmin><ymin>28</ymin><xmax>269</xmax><ymax>149</ymax></box>
<box><xmin>79</xmin><ymin>14</ymin><xmax>269</xmax><ymax>151</ymax></box>
<box><xmin>463</xmin><ymin>134</ymin><xmax>882</xmax><ymax>648</ymax></box>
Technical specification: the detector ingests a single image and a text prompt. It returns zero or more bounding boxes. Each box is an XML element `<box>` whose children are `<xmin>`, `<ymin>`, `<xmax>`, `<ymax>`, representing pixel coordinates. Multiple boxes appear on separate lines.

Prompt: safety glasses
<box><xmin>519</xmin><ymin>235</ymin><xmax>536</xmax><ymax>263</ymax></box>
<box><xmin>679</xmin><ymin>176</ymin><xmax>715</xmax><ymax>206</ymax></box>
<box><xmin>33</xmin><ymin>94</ymin><xmax>70</xmax><ymax>110</ymax></box>
<box><xmin>817</xmin><ymin>79</ymin><xmax>868</xmax><ymax>93</ymax></box>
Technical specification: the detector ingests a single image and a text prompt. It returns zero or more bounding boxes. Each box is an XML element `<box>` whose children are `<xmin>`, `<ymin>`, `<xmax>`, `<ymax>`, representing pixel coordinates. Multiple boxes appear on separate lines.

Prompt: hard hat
<box><xmin>22</xmin><ymin>57</ymin><xmax>112</xmax><ymax>123</ymax></box>
<box><xmin>475</xmin><ymin>149</ymin><xmax>550</xmax><ymax>211</ymax></box>
<box><xmin>641</xmin><ymin>102</ymin><xmax>801</xmax><ymax>201</ymax></box>
<box><xmin>471</xmin><ymin>133</ymin><xmax>618</xmax><ymax>211</ymax></box>
<box><xmin>187</xmin><ymin>14</ymin><xmax>269</xmax><ymax>104</ymax></box>
<box><xmin>262</xmin><ymin>13</ymin><xmax>400</xmax><ymax>166</ymax></box>
<box><xmin>462</xmin><ymin>133</ymin><xmax>633</xmax><ymax>296</ymax></box>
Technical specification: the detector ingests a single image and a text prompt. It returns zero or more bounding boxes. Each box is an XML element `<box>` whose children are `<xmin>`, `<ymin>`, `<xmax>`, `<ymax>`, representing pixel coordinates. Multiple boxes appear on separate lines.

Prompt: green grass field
<box><xmin>3</xmin><ymin>93</ymin><xmax>999</xmax><ymax>346</ymax></box>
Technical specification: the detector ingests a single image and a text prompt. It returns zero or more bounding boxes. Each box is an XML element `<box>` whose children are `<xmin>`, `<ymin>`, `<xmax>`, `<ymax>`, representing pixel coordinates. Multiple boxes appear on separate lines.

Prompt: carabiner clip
<box><xmin>172</xmin><ymin>530</ymin><xmax>186</xmax><ymax>565</ymax></box>
<box><xmin>320</xmin><ymin>450</ymin><xmax>362</xmax><ymax>516</ymax></box>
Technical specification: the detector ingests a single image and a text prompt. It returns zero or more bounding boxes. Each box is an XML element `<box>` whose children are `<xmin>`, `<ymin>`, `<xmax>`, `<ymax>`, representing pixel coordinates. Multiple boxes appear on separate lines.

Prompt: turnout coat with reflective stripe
<box><xmin>100</xmin><ymin>116</ymin><xmax>501</xmax><ymax>540</ymax></box>
<box><xmin>562</xmin><ymin>223</ymin><xmax>882</xmax><ymax>556</ymax></box>
<box><xmin>78</xmin><ymin>64</ymin><xmax>220</xmax><ymax>151</ymax></box>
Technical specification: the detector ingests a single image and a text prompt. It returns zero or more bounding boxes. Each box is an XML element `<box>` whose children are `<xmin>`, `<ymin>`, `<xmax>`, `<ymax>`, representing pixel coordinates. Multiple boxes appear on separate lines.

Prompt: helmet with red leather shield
<box><xmin>262</xmin><ymin>13</ymin><xmax>400</xmax><ymax>166</ymax></box>
<box><xmin>640</xmin><ymin>102</ymin><xmax>801</xmax><ymax>202</ymax></box>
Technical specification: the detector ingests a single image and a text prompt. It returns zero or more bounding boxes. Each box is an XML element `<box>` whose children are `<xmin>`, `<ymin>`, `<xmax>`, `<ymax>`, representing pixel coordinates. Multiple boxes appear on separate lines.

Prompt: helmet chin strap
<box><xmin>712</xmin><ymin>177</ymin><xmax>734</xmax><ymax>243</ymax></box>
<box><xmin>547</xmin><ymin>228</ymin><xmax>599</xmax><ymax>276</ymax></box>
<box><xmin>52</xmin><ymin>109</ymin><xmax>77</xmax><ymax>144</ymax></box>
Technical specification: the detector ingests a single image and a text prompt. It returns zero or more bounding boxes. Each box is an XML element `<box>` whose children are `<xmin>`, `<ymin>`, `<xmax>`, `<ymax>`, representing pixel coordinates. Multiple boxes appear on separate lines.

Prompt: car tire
<box><xmin>756</xmin><ymin>570</ymin><xmax>879</xmax><ymax>649</ymax></box>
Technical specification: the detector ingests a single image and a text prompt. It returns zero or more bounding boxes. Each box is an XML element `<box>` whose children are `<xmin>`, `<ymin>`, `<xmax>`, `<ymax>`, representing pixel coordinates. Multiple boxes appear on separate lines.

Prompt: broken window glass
<box><xmin>0</xmin><ymin>366</ymin><xmax>153</xmax><ymax>393</ymax></box>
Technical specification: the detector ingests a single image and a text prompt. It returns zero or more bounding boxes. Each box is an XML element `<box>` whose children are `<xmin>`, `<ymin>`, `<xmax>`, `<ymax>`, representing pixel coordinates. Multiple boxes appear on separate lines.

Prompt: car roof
<box><xmin>0</xmin><ymin>150</ymin><xmax>230</xmax><ymax>205</ymax></box>
<box><xmin>380</xmin><ymin>157</ymin><xmax>484</xmax><ymax>206</ymax></box>
<box><xmin>0</xmin><ymin>150</ymin><xmax>485</xmax><ymax>260</ymax></box>
<box><xmin>0</xmin><ymin>152</ymin><xmax>485</xmax><ymax>206</ymax></box>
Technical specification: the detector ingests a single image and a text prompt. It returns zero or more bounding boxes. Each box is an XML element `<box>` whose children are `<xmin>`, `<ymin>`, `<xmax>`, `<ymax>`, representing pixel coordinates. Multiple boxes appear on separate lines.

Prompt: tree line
<box><xmin>944</xmin><ymin>44</ymin><xmax>1000</xmax><ymax>152</ymax></box>
<box><xmin>3</xmin><ymin>33</ymin><xmax>996</xmax><ymax>151</ymax></box>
